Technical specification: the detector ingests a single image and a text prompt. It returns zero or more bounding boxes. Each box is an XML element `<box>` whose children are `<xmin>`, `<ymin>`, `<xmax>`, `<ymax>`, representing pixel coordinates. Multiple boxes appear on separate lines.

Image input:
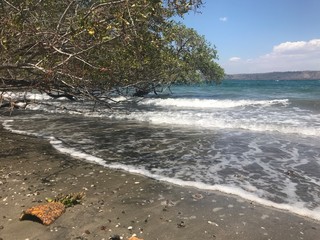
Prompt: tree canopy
<box><xmin>0</xmin><ymin>0</ymin><xmax>224</xmax><ymax>107</ymax></box>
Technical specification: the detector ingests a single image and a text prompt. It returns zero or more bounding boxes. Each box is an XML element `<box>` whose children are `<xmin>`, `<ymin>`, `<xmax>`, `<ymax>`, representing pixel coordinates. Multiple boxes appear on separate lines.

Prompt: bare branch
<box><xmin>51</xmin><ymin>46</ymin><xmax>100</xmax><ymax>70</ymax></box>
<box><xmin>56</xmin><ymin>0</ymin><xmax>76</xmax><ymax>32</ymax></box>
<box><xmin>126</xmin><ymin>0</ymin><xmax>137</xmax><ymax>37</ymax></box>
<box><xmin>51</xmin><ymin>34</ymin><xmax>121</xmax><ymax>69</ymax></box>
<box><xmin>3</xmin><ymin>0</ymin><xmax>19</xmax><ymax>11</ymax></box>
<box><xmin>83</xmin><ymin>0</ymin><xmax>126</xmax><ymax>20</ymax></box>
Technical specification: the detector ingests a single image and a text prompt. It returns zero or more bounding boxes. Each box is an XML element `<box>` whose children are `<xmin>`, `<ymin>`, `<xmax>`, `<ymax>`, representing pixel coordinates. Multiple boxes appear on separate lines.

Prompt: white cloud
<box><xmin>273</xmin><ymin>39</ymin><xmax>320</xmax><ymax>55</ymax></box>
<box><xmin>229</xmin><ymin>57</ymin><xmax>241</xmax><ymax>62</ymax></box>
<box><xmin>222</xmin><ymin>39</ymin><xmax>320</xmax><ymax>74</ymax></box>
<box><xmin>219</xmin><ymin>17</ymin><xmax>228</xmax><ymax>22</ymax></box>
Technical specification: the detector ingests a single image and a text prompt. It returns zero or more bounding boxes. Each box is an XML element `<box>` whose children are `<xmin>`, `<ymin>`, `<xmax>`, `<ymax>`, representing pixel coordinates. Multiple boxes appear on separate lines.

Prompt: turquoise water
<box><xmin>172</xmin><ymin>80</ymin><xmax>320</xmax><ymax>104</ymax></box>
<box><xmin>2</xmin><ymin>80</ymin><xmax>320</xmax><ymax>220</ymax></box>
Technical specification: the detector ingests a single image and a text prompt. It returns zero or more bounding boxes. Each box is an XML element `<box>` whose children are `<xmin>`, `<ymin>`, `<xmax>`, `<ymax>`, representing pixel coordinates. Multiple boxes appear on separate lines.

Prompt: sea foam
<box><xmin>107</xmin><ymin>110</ymin><xmax>320</xmax><ymax>137</ymax></box>
<box><xmin>2</xmin><ymin>120</ymin><xmax>320</xmax><ymax>222</ymax></box>
<box><xmin>140</xmin><ymin>98</ymin><xmax>289</xmax><ymax>109</ymax></box>
<box><xmin>15</xmin><ymin>94</ymin><xmax>319</xmax><ymax>137</ymax></box>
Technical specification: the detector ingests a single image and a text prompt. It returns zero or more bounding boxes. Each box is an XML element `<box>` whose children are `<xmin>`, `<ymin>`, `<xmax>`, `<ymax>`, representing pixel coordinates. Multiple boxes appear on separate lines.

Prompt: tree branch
<box><xmin>56</xmin><ymin>0</ymin><xmax>76</xmax><ymax>32</ymax></box>
<box><xmin>3</xmin><ymin>0</ymin><xmax>19</xmax><ymax>12</ymax></box>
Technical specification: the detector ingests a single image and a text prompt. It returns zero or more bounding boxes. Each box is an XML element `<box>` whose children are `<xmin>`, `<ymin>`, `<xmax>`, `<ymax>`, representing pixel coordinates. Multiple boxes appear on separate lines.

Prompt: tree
<box><xmin>163</xmin><ymin>22</ymin><xmax>224</xmax><ymax>83</ymax></box>
<box><xmin>0</xmin><ymin>0</ymin><xmax>224</xmax><ymax>108</ymax></box>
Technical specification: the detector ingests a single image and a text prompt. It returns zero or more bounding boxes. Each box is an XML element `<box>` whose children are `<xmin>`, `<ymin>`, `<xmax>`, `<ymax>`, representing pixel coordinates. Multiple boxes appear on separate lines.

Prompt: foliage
<box><xmin>0</xmin><ymin>0</ymin><xmax>224</xmax><ymax>105</ymax></box>
<box><xmin>46</xmin><ymin>192</ymin><xmax>85</xmax><ymax>208</ymax></box>
<box><xmin>163</xmin><ymin>22</ymin><xmax>224</xmax><ymax>84</ymax></box>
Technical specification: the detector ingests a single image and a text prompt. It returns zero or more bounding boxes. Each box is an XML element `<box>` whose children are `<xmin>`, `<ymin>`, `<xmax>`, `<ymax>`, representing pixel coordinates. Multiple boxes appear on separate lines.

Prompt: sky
<box><xmin>179</xmin><ymin>0</ymin><xmax>320</xmax><ymax>74</ymax></box>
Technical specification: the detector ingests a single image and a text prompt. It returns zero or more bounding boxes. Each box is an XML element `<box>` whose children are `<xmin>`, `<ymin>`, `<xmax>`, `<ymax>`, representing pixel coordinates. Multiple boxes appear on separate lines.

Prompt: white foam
<box><xmin>2</xmin><ymin>120</ymin><xmax>40</xmax><ymax>137</ymax></box>
<box><xmin>2</xmin><ymin>92</ymin><xmax>53</xmax><ymax>101</ymax></box>
<box><xmin>105</xmin><ymin>162</ymin><xmax>320</xmax><ymax>222</ymax></box>
<box><xmin>50</xmin><ymin>141</ymin><xmax>320</xmax><ymax>221</ymax></box>
<box><xmin>48</xmin><ymin>137</ymin><xmax>107</xmax><ymax>166</ymax></box>
<box><xmin>140</xmin><ymin>98</ymin><xmax>289</xmax><ymax>109</ymax></box>
<box><xmin>9</xmin><ymin>93</ymin><xmax>318</xmax><ymax>137</ymax></box>
<box><xmin>2</xmin><ymin>120</ymin><xmax>320</xmax><ymax>222</ymax></box>
<box><xmin>108</xmin><ymin>111</ymin><xmax>320</xmax><ymax>137</ymax></box>
<box><xmin>18</xmin><ymin>128</ymin><xmax>320</xmax><ymax>221</ymax></box>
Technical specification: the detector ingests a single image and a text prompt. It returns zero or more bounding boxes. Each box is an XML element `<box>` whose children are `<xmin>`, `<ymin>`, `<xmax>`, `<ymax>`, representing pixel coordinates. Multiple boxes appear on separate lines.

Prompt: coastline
<box><xmin>0</xmin><ymin>126</ymin><xmax>319</xmax><ymax>240</ymax></box>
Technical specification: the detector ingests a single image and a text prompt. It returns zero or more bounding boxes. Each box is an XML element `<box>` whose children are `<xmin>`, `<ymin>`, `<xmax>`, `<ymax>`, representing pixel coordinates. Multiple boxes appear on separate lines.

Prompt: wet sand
<box><xmin>0</xmin><ymin>126</ymin><xmax>319</xmax><ymax>240</ymax></box>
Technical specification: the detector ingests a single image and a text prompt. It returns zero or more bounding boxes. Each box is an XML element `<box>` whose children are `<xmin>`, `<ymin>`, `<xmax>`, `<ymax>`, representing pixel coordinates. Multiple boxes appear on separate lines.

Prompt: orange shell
<box><xmin>128</xmin><ymin>237</ymin><xmax>144</xmax><ymax>240</ymax></box>
<box><xmin>20</xmin><ymin>202</ymin><xmax>66</xmax><ymax>225</ymax></box>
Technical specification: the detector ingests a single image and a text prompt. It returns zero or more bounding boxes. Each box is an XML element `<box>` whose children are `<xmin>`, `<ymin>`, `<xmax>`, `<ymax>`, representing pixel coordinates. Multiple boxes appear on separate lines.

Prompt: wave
<box><xmin>3</xmin><ymin>120</ymin><xmax>319</xmax><ymax>222</ymax></box>
<box><xmin>108</xmin><ymin>163</ymin><xmax>320</xmax><ymax>222</ymax></box>
<box><xmin>109</xmin><ymin>111</ymin><xmax>320</xmax><ymax>137</ymax></box>
<box><xmin>2</xmin><ymin>120</ymin><xmax>40</xmax><ymax>136</ymax></box>
<box><xmin>19</xmin><ymin>93</ymin><xmax>289</xmax><ymax>111</ymax></box>
<box><xmin>139</xmin><ymin>98</ymin><xmax>289</xmax><ymax>109</ymax></box>
<box><xmin>9</xmin><ymin>92</ymin><xmax>318</xmax><ymax>137</ymax></box>
<box><xmin>34</xmin><ymin>145</ymin><xmax>320</xmax><ymax>222</ymax></box>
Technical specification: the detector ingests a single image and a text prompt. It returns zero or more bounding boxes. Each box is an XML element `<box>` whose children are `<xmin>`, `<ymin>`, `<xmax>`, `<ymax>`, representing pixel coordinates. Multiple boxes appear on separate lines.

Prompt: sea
<box><xmin>2</xmin><ymin>80</ymin><xmax>320</xmax><ymax>221</ymax></box>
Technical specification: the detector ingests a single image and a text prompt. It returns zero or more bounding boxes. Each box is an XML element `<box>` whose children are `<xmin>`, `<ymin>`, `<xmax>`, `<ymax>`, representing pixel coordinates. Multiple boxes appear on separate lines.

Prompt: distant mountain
<box><xmin>224</xmin><ymin>71</ymin><xmax>320</xmax><ymax>80</ymax></box>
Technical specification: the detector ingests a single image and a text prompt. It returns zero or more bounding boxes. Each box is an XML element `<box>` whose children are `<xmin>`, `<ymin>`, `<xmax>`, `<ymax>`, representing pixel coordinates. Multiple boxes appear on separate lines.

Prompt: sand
<box><xmin>0</xmin><ymin>126</ymin><xmax>319</xmax><ymax>240</ymax></box>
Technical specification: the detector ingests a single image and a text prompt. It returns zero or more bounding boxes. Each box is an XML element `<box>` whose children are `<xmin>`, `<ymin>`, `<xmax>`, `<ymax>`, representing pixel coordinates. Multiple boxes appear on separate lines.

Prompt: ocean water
<box><xmin>2</xmin><ymin>80</ymin><xmax>320</xmax><ymax>221</ymax></box>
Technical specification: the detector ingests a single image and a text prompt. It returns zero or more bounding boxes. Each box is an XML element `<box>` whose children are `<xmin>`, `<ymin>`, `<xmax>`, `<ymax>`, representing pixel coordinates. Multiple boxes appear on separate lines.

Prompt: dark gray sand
<box><xmin>0</xmin><ymin>127</ymin><xmax>319</xmax><ymax>240</ymax></box>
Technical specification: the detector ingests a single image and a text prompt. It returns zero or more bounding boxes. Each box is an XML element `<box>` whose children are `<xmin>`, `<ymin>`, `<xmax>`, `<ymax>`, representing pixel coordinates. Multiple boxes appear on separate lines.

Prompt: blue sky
<box><xmin>179</xmin><ymin>0</ymin><xmax>320</xmax><ymax>74</ymax></box>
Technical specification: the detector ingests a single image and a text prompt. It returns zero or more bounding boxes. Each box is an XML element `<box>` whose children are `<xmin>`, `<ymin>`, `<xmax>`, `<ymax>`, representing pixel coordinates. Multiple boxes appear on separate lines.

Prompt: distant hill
<box><xmin>224</xmin><ymin>71</ymin><xmax>320</xmax><ymax>80</ymax></box>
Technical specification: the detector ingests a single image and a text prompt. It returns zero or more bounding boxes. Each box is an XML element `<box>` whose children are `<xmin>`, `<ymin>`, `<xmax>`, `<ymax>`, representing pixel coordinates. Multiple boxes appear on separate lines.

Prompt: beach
<box><xmin>0</xmin><ymin>126</ymin><xmax>319</xmax><ymax>240</ymax></box>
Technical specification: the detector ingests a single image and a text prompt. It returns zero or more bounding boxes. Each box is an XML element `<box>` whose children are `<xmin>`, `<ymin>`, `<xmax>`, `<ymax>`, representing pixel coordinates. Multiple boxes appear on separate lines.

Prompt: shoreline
<box><xmin>1</xmin><ymin>126</ymin><xmax>319</xmax><ymax>240</ymax></box>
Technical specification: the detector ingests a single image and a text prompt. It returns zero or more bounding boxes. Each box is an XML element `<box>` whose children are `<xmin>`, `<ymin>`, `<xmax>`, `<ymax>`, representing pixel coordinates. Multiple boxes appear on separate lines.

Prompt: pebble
<box><xmin>177</xmin><ymin>221</ymin><xmax>185</xmax><ymax>228</ymax></box>
<box><xmin>192</xmin><ymin>193</ymin><xmax>204</xmax><ymax>200</ymax></box>
<box><xmin>109</xmin><ymin>235</ymin><xmax>121</xmax><ymax>240</ymax></box>
<box><xmin>208</xmin><ymin>221</ymin><xmax>219</xmax><ymax>227</ymax></box>
<box><xmin>100</xmin><ymin>226</ymin><xmax>107</xmax><ymax>230</ymax></box>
